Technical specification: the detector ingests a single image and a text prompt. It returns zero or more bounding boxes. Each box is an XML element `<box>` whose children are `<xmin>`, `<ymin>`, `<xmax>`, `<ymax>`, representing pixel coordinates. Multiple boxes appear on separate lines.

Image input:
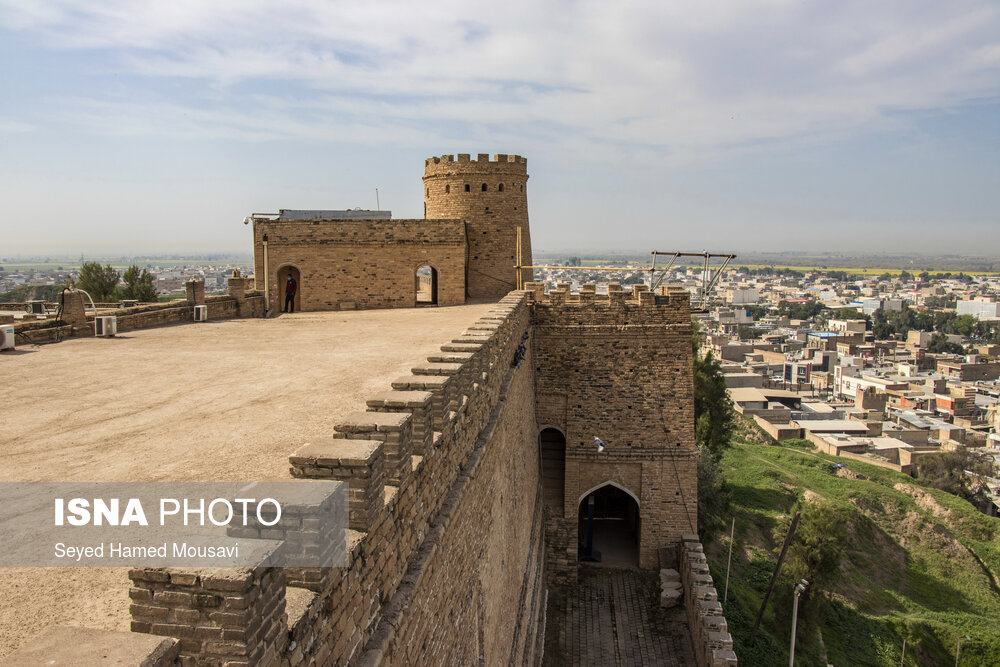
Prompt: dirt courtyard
<box><xmin>0</xmin><ymin>303</ymin><xmax>494</xmax><ymax>656</ymax></box>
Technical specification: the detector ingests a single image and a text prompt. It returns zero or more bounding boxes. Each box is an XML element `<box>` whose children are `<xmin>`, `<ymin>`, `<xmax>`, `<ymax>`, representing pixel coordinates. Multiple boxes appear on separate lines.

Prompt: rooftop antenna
<box><xmin>376</xmin><ymin>188</ymin><xmax>380</xmax><ymax>212</ymax></box>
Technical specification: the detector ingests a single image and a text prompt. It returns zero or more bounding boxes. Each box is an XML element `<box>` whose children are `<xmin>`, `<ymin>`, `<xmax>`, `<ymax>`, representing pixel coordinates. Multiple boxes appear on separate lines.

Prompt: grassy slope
<box><xmin>709</xmin><ymin>439</ymin><xmax>1000</xmax><ymax>666</ymax></box>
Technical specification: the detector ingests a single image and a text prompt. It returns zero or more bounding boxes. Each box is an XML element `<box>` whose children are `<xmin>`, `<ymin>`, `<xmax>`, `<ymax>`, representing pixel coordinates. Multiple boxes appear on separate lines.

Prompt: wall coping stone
<box><xmin>290</xmin><ymin>438</ymin><xmax>382</xmax><ymax>467</ymax></box>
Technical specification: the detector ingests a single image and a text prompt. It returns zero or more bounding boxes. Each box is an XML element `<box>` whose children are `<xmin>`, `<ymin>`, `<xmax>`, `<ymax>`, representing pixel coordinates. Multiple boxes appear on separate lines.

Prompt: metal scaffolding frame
<box><xmin>514</xmin><ymin>228</ymin><xmax>736</xmax><ymax>303</ymax></box>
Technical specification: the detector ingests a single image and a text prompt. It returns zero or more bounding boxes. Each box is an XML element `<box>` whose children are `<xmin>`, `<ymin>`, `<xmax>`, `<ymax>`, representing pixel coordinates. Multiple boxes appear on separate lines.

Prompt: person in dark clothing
<box><xmin>283</xmin><ymin>275</ymin><xmax>297</xmax><ymax>313</ymax></box>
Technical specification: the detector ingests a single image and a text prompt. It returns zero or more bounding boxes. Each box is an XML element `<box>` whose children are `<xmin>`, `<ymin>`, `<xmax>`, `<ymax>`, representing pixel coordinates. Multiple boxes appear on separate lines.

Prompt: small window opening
<box><xmin>465</xmin><ymin>184</ymin><xmax>471</xmax><ymax>192</ymax></box>
<box><xmin>481</xmin><ymin>183</ymin><xmax>487</xmax><ymax>191</ymax></box>
<box><xmin>499</xmin><ymin>183</ymin><xmax>504</xmax><ymax>192</ymax></box>
<box><xmin>446</xmin><ymin>184</ymin><xmax>451</xmax><ymax>194</ymax></box>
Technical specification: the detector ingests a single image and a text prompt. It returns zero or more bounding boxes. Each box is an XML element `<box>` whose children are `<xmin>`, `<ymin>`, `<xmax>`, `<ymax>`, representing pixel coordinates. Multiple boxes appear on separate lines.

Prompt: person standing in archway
<box><xmin>283</xmin><ymin>275</ymin><xmax>297</xmax><ymax>313</ymax></box>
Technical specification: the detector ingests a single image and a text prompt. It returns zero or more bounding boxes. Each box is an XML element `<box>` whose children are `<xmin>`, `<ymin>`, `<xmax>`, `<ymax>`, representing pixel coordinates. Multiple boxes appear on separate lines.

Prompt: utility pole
<box><xmin>955</xmin><ymin>635</ymin><xmax>970</xmax><ymax>666</ymax></box>
<box><xmin>724</xmin><ymin>517</ymin><xmax>735</xmax><ymax>604</ymax></box>
<box><xmin>789</xmin><ymin>579</ymin><xmax>808</xmax><ymax>667</ymax></box>
<box><xmin>750</xmin><ymin>511</ymin><xmax>800</xmax><ymax>644</ymax></box>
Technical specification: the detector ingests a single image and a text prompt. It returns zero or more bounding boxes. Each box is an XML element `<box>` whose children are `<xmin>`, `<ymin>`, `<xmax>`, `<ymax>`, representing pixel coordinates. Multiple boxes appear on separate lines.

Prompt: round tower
<box><xmin>423</xmin><ymin>153</ymin><xmax>533</xmax><ymax>300</ymax></box>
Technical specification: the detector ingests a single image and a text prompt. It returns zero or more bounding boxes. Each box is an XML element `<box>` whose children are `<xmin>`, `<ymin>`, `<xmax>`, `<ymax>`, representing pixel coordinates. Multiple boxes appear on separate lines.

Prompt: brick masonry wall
<box><xmin>678</xmin><ymin>536</ymin><xmax>738</xmax><ymax>667</ymax></box>
<box><xmin>48</xmin><ymin>284</ymin><xmax>713</xmax><ymax>664</ymax></box>
<box><xmin>423</xmin><ymin>154</ymin><xmax>533</xmax><ymax>299</ymax></box>
<box><xmin>380</xmin><ymin>324</ymin><xmax>543</xmax><ymax>666</ymax></box>
<box><xmin>125</xmin><ymin>293</ymin><xmax>545</xmax><ymax>666</ymax></box>
<box><xmin>253</xmin><ymin>219</ymin><xmax>466</xmax><ymax>312</ymax></box>
<box><xmin>11</xmin><ymin>292</ymin><xmax>265</xmax><ymax>345</ymax></box>
<box><xmin>531</xmin><ymin>285</ymin><xmax>698</xmax><ymax>573</ymax></box>
<box><xmin>129</xmin><ymin>565</ymin><xmax>288</xmax><ymax>665</ymax></box>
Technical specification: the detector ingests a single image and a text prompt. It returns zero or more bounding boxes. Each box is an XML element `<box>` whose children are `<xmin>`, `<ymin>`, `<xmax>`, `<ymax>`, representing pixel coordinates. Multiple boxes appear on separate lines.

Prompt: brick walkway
<box><xmin>549</xmin><ymin>567</ymin><xmax>697</xmax><ymax>666</ymax></box>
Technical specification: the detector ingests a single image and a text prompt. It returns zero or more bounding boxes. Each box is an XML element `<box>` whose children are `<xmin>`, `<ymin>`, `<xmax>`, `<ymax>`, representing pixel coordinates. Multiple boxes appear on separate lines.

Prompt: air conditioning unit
<box><xmin>0</xmin><ymin>325</ymin><xmax>14</xmax><ymax>351</ymax></box>
<box><xmin>194</xmin><ymin>305</ymin><xmax>208</xmax><ymax>322</ymax></box>
<box><xmin>94</xmin><ymin>316</ymin><xmax>117</xmax><ymax>337</ymax></box>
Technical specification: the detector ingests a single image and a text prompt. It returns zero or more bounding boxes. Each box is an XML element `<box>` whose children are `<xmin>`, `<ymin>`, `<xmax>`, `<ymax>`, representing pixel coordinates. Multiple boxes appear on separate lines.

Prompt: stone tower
<box><xmin>423</xmin><ymin>153</ymin><xmax>533</xmax><ymax>300</ymax></box>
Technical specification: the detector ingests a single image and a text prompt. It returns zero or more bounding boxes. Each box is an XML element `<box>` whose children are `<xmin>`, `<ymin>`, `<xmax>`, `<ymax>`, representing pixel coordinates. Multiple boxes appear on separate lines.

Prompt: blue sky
<box><xmin>1</xmin><ymin>0</ymin><xmax>998</xmax><ymax>257</ymax></box>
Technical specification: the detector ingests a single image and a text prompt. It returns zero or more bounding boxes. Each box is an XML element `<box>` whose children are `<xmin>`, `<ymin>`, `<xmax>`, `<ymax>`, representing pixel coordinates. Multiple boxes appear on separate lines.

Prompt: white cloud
<box><xmin>0</xmin><ymin>117</ymin><xmax>35</xmax><ymax>134</ymax></box>
<box><xmin>2</xmin><ymin>0</ymin><xmax>999</xmax><ymax>162</ymax></box>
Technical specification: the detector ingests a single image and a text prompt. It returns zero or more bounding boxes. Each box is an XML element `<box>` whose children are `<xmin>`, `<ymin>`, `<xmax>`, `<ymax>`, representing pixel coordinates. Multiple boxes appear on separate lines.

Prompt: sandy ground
<box><xmin>0</xmin><ymin>304</ymin><xmax>493</xmax><ymax>657</ymax></box>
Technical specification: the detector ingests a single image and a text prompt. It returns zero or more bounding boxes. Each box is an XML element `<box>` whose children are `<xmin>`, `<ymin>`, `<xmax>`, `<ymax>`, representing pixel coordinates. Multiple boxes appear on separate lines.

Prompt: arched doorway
<box><xmin>276</xmin><ymin>265</ymin><xmax>301</xmax><ymax>313</ymax></box>
<box><xmin>415</xmin><ymin>265</ymin><xmax>438</xmax><ymax>305</ymax></box>
<box><xmin>578</xmin><ymin>484</ymin><xmax>640</xmax><ymax>566</ymax></box>
<box><xmin>539</xmin><ymin>428</ymin><xmax>566</xmax><ymax>515</ymax></box>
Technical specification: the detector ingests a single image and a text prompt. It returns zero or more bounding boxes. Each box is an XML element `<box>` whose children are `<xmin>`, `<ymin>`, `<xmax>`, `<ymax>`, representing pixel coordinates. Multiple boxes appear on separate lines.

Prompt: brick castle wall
<box><xmin>424</xmin><ymin>154</ymin><xmax>533</xmax><ymax>300</ymax></box>
<box><xmin>530</xmin><ymin>283</ymin><xmax>698</xmax><ymax>574</ymax></box>
<box><xmin>252</xmin><ymin>219</ymin><xmax>467</xmax><ymax>312</ymax></box>
<box><xmin>12</xmin><ymin>285</ymin><xmax>714</xmax><ymax>665</ymax></box>
<box><xmin>120</xmin><ymin>293</ymin><xmax>545</xmax><ymax>666</ymax></box>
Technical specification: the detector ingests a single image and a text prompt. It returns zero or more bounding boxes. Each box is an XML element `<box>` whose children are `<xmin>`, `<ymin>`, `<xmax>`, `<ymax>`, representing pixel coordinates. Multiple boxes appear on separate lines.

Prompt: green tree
<box><xmin>833</xmin><ymin>307</ymin><xmax>867</xmax><ymax>321</ymax></box>
<box><xmin>76</xmin><ymin>262</ymin><xmax>120</xmax><ymax>302</ymax></box>
<box><xmin>934</xmin><ymin>310</ymin><xmax>957</xmax><ymax>333</ymax></box>
<box><xmin>915</xmin><ymin>447</ymin><xmax>995</xmax><ymax>512</ymax></box>
<box><xmin>872</xmin><ymin>309</ymin><xmax>893</xmax><ymax>340</ymax></box>
<box><xmin>693</xmin><ymin>349</ymin><xmax>735</xmax><ymax>462</ymax></box>
<box><xmin>777</xmin><ymin>299</ymin><xmax>826</xmax><ymax>321</ymax></box>
<box><xmin>692</xmin><ymin>320</ymin><xmax>736</xmax><ymax>537</ymax></box>
<box><xmin>952</xmin><ymin>314</ymin><xmax>977</xmax><ymax>338</ymax></box>
<box><xmin>776</xmin><ymin>502</ymin><xmax>846</xmax><ymax>594</ymax></box>
<box><xmin>696</xmin><ymin>447</ymin><xmax>726</xmax><ymax>537</ymax></box>
<box><xmin>913</xmin><ymin>310</ymin><xmax>935</xmax><ymax>332</ymax></box>
<box><xmin>119</xmin><ymin>265</ymin><xmax>158</xmax><ymax>302</ymax></box>
<box><xmin>926</xmin><ymin>332</ymin><xmax>964</xmax><ymax>355</ymax></box>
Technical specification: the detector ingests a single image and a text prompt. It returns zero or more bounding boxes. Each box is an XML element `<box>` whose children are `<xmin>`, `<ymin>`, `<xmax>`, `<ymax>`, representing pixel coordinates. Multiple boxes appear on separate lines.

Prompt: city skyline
<box><xmin>2</xmin><ymin>0</ymin><xmax>999</xmax><ymax>256</ymax></box>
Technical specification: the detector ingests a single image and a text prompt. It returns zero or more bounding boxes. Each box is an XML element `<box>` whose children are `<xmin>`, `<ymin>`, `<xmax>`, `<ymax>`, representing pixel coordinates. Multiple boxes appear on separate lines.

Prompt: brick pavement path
<box><xmin>550</xmin><ymin>567</ymin><xmax>697</xmax><ymax>666</ymax></box>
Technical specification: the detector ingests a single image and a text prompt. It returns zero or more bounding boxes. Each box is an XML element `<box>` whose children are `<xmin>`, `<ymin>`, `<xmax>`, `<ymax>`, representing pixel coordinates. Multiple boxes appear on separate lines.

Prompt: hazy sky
<box><xmin>2</xmin><ymin>1</ymin><xmax>999</xmax><ymax>257</ymax></box>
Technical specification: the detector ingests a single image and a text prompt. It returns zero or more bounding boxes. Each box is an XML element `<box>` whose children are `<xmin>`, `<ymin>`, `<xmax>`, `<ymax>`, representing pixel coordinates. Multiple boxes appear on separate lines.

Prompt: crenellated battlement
<box><xmin>523</xmin><ymin>281</ymin><xmax>693</xmax><ymax>319</ymax></box>
<box><xmin>423</xmin><ymin>153</ymin><xmax>528</xmax><ymax>177</ymax></box>
<box><xmin>424</xmin><ymin>153</ymin><xmax>528</xmax><ymax>182</ymax></box>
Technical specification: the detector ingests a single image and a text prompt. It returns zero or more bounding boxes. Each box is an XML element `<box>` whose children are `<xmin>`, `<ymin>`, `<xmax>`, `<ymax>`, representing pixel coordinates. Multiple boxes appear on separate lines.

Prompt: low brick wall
<box><xmin>678</xmin><ymin>535</ymin><xmax>737</xmax><ymax>667</ymax></box>
<box><xmin>9</xmin><ymin>293</ymin><xmax>265</xmax><ymax>346</ymax></box>
<box><xmin>111</xmin><ymin>295</ymin><xmax>264</xmax><ymax>332</ymax></box>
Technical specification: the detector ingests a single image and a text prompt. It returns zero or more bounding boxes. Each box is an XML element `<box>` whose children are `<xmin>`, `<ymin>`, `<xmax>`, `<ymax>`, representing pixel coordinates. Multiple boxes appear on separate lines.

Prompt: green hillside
<box><xmin>709</xmin><ymin>439</ymin><xmax>1000</xmax><ymax>666</ymax></box>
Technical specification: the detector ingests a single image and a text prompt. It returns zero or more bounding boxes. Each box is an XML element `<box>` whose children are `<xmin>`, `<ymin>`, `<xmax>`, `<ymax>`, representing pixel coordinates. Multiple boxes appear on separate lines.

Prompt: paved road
<box><xmin>552</xmin><ymin>567</ymin><xmax>697</xmax><ymax>666</ymax></box>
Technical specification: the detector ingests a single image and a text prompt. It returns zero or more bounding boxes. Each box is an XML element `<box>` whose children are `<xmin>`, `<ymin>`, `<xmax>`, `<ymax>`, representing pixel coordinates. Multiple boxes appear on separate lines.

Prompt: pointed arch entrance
<box><xmin>578</xmin><ymin>483</ymin><xmax>640</xmax><ymax>566</ymax></box>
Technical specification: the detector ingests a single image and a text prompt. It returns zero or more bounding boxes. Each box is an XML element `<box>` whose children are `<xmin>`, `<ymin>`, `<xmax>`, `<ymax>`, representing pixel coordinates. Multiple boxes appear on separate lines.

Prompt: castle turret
<box><xmin>423</xmin><ymin>153</ymin><xmax>533</xmax><ymax>300</ymax></box>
